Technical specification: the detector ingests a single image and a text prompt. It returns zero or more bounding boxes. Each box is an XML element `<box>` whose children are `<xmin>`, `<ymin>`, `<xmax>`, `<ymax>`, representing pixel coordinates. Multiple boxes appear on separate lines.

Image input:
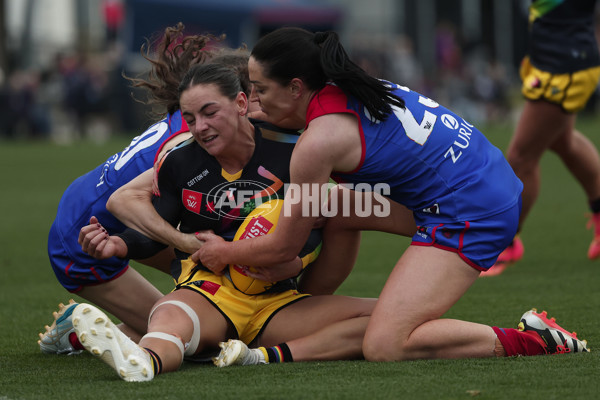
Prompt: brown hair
<box><xmin>125</xmin><ymin>23</ymin><xmax>222</xmax><ymax>117</ymax></box>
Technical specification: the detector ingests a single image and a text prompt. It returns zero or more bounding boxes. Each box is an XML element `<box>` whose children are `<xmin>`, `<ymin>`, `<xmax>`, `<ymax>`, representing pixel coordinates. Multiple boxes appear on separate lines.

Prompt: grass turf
<box><xmin>0</xmin><ymin>116</ymin><xmax>599</xmax><ymax>399</ymax></box>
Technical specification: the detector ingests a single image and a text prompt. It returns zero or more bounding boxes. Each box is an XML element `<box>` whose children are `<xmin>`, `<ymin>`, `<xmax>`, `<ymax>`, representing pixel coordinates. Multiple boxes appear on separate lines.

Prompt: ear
<box><xmin>236</xmin><ymin>91</ymin><xmax>249</xmax><ymax>116</ymax></box>
<box><xmin>289</xmin><ymin>78</ymin><xmax>304</xmax><ymax>99</ymax></box>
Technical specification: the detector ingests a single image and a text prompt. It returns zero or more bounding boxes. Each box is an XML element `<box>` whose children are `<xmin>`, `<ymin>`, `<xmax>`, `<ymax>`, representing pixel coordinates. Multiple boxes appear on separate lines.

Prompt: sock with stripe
<box><xmin>259</xmin><ymin>343</ymin><xmax>294</xmax><ymax>363</ymax></box>
<box><xmin>144</xmin><ymin>347</ymin><xmax>163</xmax><ymax>375</ymax></box>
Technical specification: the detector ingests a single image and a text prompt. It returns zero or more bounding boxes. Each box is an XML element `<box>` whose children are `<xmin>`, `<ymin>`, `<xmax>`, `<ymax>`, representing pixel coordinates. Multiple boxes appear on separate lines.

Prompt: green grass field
<box><xmin>1</xmin><ymin>116</ymin><xmax>599</xmax><ymax>399</ymax></box>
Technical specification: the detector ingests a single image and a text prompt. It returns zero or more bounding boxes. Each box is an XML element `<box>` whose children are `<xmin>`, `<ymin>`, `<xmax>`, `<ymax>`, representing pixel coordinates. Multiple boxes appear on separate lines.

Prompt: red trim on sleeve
<box><xmin>306</xmin><ymin>85</ymin><xmax>366</xmax><ymax>175</ymax></box>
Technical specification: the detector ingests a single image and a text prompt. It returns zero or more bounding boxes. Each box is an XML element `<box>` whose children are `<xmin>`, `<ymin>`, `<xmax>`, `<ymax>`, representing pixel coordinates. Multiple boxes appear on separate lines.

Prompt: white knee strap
<box><xmin>142</xmin><ymin>332</ymin><xmax>185</xmax><ymax>360</ymax></box>
<box><xmin>148</xmin><ymin>300</ymin><xmax>201</xmax><ymax>356</ymax></box>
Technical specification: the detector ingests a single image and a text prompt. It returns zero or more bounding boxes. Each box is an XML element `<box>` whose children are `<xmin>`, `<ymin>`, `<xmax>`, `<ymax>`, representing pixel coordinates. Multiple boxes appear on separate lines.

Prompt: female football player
<box><xmin>75</xmin><ymin>63</ymin><xmax>376</xmax><ymax>381</ymax></box>
<box><xmin>193</xmin><ymin>27</ymin><xmax>589</xmax><ymax>363</ymax></box>
<box><xmin>485</xmin><ymin>0</ymin><xmax>600</xmax><ymax>276</ymax></box>
<box><xmin>39</xmin><ymin>24</ymin><xmax>247</xmax><ymax>352</ymax></box>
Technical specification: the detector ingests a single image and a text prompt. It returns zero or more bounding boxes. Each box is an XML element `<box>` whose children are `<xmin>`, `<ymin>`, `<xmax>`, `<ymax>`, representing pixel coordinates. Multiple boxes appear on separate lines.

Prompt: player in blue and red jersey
<box><xmin>195</xmin><ymin>27</ymin><xmax>589</xmax><ymax>365</ymax></box>
<box><xmin>39</xmin><ymin>24</ymin><xmax>227</xmax><ymax>353</ymax></box>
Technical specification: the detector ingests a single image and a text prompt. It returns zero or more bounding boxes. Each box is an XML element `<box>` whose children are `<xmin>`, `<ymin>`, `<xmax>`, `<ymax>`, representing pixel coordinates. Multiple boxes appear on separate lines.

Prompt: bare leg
<box><xmin>550</xmin><ymin>127</ymin><xmax>600</xmax><ymax>200</ymax></box>
<box><xmin>139</xmin><ymin>289</ymin><xmax>233</xmax><ymax>372</ymax></box>
<box><xmin>363</xmin><ymin>246</ymin><xmax>496</xmax><ymax>361</ymax></box>
<box><xmin>258</xmin><ymin>296</ymin><xmax>376</xmax><ymax>361</ymax></box>
<box><xmin>506</xmin><ymin>100</ymin><xmax>600</xmax><ymax>228</ymax></box>
<box><xmin>77</xmin><ymin>267</ymin><xmax>164</xmax><ymax>342</ymax></box>
<box><xmin>298</xmin><ymin>216</ymin><xmax>361</xmax><ymax>295</ymax></box>
<box><xmin>299</xmin><ymin>186</ymin><xmax>416</xmax><ymax>295</ymax></box>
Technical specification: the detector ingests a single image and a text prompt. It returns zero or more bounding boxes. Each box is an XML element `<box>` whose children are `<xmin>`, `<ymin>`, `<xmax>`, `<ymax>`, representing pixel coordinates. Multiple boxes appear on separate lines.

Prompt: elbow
<box><xmin>107</xmin><ymin>187</ymin><xmax>128</xmax><ymax>215</ymax></box>
<box><xmin>106</xmin><ymin>192</ymin><xmax>119</xmax><ymax>214</ymax></box>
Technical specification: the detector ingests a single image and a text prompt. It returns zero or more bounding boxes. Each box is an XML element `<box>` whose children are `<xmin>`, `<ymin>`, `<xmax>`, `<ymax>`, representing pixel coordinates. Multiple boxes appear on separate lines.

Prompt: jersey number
<box><xmin>393</xmin><ymin>85</ymin><xmax>438</xmax><ymax>146</ymax></box>
<box><xmin>115</xmin><ymin>122</ymin><xmax>169</xmax><ymax>170</ymax></box>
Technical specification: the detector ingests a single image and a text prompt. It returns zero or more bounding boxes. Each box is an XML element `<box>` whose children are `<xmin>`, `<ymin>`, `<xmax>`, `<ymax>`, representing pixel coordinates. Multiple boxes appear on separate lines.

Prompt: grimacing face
<box><xmin>180</xmin><ymin>83</ymin><xmax>246</xmax><ymax>157</ymax></box>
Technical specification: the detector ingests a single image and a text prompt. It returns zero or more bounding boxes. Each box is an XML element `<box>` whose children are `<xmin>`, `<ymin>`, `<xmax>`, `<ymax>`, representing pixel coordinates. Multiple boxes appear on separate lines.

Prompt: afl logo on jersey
<box><xmin>441</xmin><ymin>114</ymin><xmax>459</xmax><ymax>130</ymax></box>
<box><xmin>206</xmin><ymin>180</ymin><xmax>281</xmax><ymax>221</ymax></box>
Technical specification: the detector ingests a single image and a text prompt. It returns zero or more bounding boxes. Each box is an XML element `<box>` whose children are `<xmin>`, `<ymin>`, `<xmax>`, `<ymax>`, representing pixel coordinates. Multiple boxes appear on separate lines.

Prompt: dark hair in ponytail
<box><xmin>251</xmin><ymin>27</ymin><xmax>405</xmax><ymax>121</ymax></box>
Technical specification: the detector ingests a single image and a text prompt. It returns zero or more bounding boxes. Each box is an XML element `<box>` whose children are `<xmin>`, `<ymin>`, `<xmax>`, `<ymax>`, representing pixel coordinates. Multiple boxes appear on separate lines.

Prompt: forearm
<box><xmin>108</xmin><ymin>171</ymin><xmax>192</xmax><ymax>251</ymax></box>
<box><xmin>115</xmin><ymin>228</ymin><xmax>168</xmax><ymax>260</ymax></box>
<box><xmin>223</xmin><ymin>215</ymin><xmax>317</xmax><ymax>267</ymax></box>
<box><xmin>227</xmin><ymin>233</ymin><xmax>301</xmax><ymax>266</ymax></box>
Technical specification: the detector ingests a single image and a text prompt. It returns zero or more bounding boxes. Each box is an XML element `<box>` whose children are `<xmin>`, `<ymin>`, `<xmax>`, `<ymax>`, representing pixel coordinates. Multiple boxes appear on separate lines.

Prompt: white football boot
<box><xmin>213</xmin><ymin>339</ymin><xmax>267</xmax><ymax>367</ymax></box>
<box><xmin>72</xmin><ymin>303</ymin><xmax>154</xmax><ymax>382</ymax></box>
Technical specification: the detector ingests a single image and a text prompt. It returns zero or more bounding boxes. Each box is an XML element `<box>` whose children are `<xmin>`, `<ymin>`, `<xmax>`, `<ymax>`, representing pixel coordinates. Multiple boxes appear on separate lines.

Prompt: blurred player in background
<box><xmin>39</xmin><ymin>24</ymin><xmax>238</xmax><ymax>352</ymax></box>
<box><xmin>484</xmin><ymin>0</ymin><xmax>600</xmax><ymax>276</ymax></box>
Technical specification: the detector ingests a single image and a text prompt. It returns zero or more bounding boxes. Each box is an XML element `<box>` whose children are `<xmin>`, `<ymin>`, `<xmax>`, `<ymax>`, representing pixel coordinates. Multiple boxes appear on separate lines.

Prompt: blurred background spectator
<box><xmin>0</xmin><ymin>0</ymin><xmax>597</xmax><ymax>142</ymax></box>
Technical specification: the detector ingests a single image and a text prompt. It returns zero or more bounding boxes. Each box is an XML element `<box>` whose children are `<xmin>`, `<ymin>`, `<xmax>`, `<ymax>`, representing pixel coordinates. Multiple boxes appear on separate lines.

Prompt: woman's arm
<box><xmin>107</xmin><ymin>133</ymin><xmax>204</xmax><ymax>254</ymax></box>
<box><xmin>194</xmin><ymin>114</ymin><xmax>361</xmax><ymax>273</ymax></box>
<box><xmin>107</xmin><ymin>169</ymin><xmax>203</xmax><ymax>254</ymax></box>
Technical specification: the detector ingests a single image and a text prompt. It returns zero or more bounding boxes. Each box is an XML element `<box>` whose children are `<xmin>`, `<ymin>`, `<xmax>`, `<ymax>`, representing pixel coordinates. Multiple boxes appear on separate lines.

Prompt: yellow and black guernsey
<box><xmin>117</xmin><ymin>119</ymin><xmax>320</xmax><ymax>293</ymax></box>
<box><xmin>528</xmin><ymin>0</ymin><xmax>599</xmax><ymax>74</ymax></box>
<box><xmin>520</xmin><ymin>0</ymin><xmax>600</xmax><ymax>112</ymax></box>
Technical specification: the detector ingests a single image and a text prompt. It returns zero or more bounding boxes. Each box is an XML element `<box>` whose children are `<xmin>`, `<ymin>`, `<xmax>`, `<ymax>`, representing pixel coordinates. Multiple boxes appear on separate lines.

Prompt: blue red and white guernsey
<box><xmin>48</xmin><ymin>111</ymin><xmax>188</xmax><ymax>291</ymax></box>
<box><xmin>308</xmin><ymin>83</ymin><xmax>523</xmax><ymax>269</ymax></box>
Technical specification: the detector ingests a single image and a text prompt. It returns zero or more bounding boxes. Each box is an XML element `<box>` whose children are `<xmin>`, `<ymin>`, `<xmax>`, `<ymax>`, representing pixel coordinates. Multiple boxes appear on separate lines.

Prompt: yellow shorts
<box><xmin>173</xmin><ymin>258</ymin><xmax>310</xmax><ymax>344</ymax></box>
<box><xmin>520</xmin><ymin>56</ymin><xmax>600</xmax><ymax>113</ymax></box>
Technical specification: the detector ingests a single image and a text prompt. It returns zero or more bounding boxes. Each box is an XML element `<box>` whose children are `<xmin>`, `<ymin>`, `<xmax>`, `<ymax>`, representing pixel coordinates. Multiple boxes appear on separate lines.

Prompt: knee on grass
<box><xmin>362</xmin><ymin>334</ymin><xmax>406</xmax><ymax>362</ymax></box>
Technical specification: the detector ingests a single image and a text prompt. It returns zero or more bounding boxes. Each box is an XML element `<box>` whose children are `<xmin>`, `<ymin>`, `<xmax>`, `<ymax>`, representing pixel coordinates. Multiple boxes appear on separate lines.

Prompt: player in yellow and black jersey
<box><xmin>484</xmin><ymin>0</ymin><xmax>600</xmax><ymax>276</ymax></box>
<box><xmin>118</xmin><ymin>119</ymin><xmax>300</xmax><ymax>258</ymax></box>
<box><xmin>117</xmin><ymin>117</ymin><xmax>320</xmax><ymax>294</ymax></box>
<box><xmin>74</xmin><ymin>62</ymin><xmax>376</xmax><ymax>382</ymax></box>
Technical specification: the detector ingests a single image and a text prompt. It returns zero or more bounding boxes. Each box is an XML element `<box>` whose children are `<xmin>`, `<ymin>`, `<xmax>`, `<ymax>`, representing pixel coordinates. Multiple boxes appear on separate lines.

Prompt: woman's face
<box><xmin>180</xmin><ymin>83</ymin><xmax>246</xmax><ymax>156</ymax></box>
<box><xmin>248</xmin><ymin>56</ymin><xmax>301</xmax><ymax>129</ymax></box>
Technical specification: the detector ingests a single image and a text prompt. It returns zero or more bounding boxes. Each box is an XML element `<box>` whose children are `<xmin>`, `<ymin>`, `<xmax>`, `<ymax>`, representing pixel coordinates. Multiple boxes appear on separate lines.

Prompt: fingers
<box><xmin>79</xmin><ymin>223</ymin><xmax>109</xmax><ymax>257</ymax></box>
<box><xmin>79</xmin><ymin>216</ymin><xmax>104</xmax><ymax>246</ymax></box>
<box><xmin>190</xmin><ymin>248</ymin><xmax>226</xmax><ymax>276</ymax></box>
<box><xmin>79</xmin><ymin>223</ymin><xmax>101</xmax><ymax>247</ymax></box>
<box><xmin>194</xmin><ymin>231</ymin><xmax>215</xmax><ymax>241</ymax></box>
<box><xmin>152</xmin><ymin>166</ymin><xmax>160</xmax><ymax>196</ymax></box>
<box><xmin>191</xmin><ymin>249</ymin><xmax>201</xmax><ymax>264</ymax></box>
<box><xmin>246</xmin><ymin>268</ymin><xmax>269</xmax><ymax>281</ymax></box>
<box><xmin>87</xmin><ymin>232</ymin><xmax>109</xmax><ymax>259</ymax></box>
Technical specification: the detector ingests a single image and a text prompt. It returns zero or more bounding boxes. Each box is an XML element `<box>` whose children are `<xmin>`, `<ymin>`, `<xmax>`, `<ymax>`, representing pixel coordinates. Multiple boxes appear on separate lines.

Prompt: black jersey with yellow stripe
<box><xmin>528</xmin><ymin>0</ymin><xmax>599</xmax><ymax>73</ymax></box>
<box><xmin>118</xmin><ymin>119</ymin><xmax>301</xmax><ymax>260</ymax></box>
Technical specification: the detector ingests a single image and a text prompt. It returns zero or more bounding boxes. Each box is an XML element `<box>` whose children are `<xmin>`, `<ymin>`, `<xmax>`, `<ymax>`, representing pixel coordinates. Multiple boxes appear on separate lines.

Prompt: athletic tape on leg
<box><xmin>142</xmin><ymin>332</ymin><xmax>185</xmax><ymax>358</ymax></box>
<box><xmin>148</xmin><ymin>300</ymin><xmax>200</xmax><ymax>356</ymax></box>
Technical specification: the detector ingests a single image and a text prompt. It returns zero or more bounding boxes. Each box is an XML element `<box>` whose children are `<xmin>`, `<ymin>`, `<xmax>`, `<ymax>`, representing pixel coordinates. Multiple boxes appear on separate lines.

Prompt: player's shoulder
<box><xmin>157</xmin><ymin>136</ymin><xmax>203</xmax><ymax>175</ymax></box>
<box><xmin>251</xmin><ymin>118</ymin><xmax>301</xmax><ymax>145</ymax></box>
